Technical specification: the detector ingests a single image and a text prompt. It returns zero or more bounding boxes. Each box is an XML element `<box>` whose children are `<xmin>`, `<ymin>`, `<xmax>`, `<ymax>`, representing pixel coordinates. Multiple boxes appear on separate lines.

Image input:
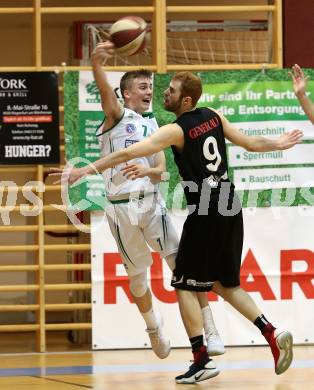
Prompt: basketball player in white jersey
<box><xmin>90</xmin><ymin>41</ymin><xmax>224</xmax><ymax>358</ymax></box>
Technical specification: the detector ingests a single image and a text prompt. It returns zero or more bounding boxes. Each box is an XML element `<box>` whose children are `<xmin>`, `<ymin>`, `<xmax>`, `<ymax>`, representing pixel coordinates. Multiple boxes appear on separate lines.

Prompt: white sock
<box><xmin>202</xmin><ymin>306</ymin><xmax>218</xmax><ymax>336</ymax></box>
<box><xmin>141</xmin><ymin>308</ymin><xmax>158</xmax><ymax>330</ymax></box>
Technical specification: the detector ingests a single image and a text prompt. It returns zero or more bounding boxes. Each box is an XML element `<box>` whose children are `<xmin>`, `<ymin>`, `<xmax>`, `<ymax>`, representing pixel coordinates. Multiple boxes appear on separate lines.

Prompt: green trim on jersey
<box><xmin>113</xmin><ymin>219</ymin><xmax>134</xmax><ymax>266</ymax></box>
<box><xmin>109</xmin><ymin>198</ymin><xmax>130</xmax><ymax>204</ymax></box>
<box><xmin>142</xmin><ymin>111</ymin><xmax>155</xmax><ymax>119</ymax></box>
<box><xmin>96</xmin><ymin>109</ymin><xmax>125</xmax><ymax>137</ymax></box>
<box><xmin>109</xmin><ymin>191</ymin><xmax>157</xmax><ymax>204</ymax></box>
<box><xmin>161</xmin><ymin>213</ymin><xmax>168</xmax><ymax>243</ymax></box>
<box><xmin>109</xmin><ymin>138</ymin><xmax>114</xmax><ymax>153</ymax></box>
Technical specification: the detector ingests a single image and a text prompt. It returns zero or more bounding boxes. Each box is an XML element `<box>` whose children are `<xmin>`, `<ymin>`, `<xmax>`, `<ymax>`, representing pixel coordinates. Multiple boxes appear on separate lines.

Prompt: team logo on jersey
<box><xmin>125</xmin><ymin>139</ymin><xmax>139</xmax><ymax>148</ymax></box>
<box><xmin>125</xmin><ymin>123</ymin><xmax>136</xmax><ymax>134</ymax></box>
<box><xmin>206</xmin><ymin>171</ymin><xmax>228</xmax><ymax>188</ymax></box>
<box><xmin>206</xmin><ymin>175</ymin><xmax>219</xmax><ymax>188</ymax></box>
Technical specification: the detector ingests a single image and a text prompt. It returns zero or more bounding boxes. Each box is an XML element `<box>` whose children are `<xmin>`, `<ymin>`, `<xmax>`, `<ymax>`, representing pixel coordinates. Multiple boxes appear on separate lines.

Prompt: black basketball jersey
<box><xmin>172</xmin><ymin>107</ymin><xmax>233</xmax><ymax>204</ymax></box>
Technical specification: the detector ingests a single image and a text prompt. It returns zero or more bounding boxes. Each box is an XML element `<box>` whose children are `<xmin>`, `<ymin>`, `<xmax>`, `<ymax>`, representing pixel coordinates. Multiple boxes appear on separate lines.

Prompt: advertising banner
<box><xmin>0</xmin><ymin>72</ymin><xmax>60</xmax><ymax>164</ymax></box>
<box><xmin>64</xmin><ymin>69</ymin><xmax>314</xmax><ymax>209</ymax></box>
<box><xmin>91</xmin><ymin>207</ymin><xmax>314</xmax><ymax>349</ymax></box>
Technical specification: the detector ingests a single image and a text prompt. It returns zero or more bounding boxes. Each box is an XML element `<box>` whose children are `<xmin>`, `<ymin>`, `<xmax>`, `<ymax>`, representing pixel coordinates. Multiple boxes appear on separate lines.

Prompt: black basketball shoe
<box><xmin>175</xmin><ymin>347</ymin><xmax>219</xmax><ymax>384</ymax></box>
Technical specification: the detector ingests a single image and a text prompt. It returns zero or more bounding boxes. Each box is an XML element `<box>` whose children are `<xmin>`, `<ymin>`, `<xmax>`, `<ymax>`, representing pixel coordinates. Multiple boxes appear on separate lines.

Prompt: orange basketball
<box><xmin>109</xmin><ymin>16</ymin><xmax>148</xmax><ymax>56</ymax></box>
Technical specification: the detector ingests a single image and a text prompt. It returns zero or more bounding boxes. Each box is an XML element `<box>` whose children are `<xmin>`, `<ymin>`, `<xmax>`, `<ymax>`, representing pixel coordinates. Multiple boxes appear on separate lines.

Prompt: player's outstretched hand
<box><xmin>48</xmin><ymin>165</ymin><xmax>88</xmax><ymax>185</ymax></box>
<box><xmin>289</xmin><ymin>64</ymin><xmax>309</xmax><ymax>97</ymax></box>
<box><xmin>121</xmin><ymin>163</ymin><xmax>149</xmax><ymax>180</ymax></box>
<box><xmin>91</xmin><ymin>41</ymin><xmax>115</xmax><ymax>64</ymax></box>
<box><xmin>277</xmin><ymin>129</ymin><xmax>303</xmax><ymax>150</ymax></box>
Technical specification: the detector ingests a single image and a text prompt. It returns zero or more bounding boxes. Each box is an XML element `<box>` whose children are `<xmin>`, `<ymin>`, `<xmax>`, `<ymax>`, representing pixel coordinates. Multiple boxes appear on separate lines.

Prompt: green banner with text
<box><xmin>64</xmin><ymin>69</ymin><xmax>314</xmax><ymax>210</ymax></box>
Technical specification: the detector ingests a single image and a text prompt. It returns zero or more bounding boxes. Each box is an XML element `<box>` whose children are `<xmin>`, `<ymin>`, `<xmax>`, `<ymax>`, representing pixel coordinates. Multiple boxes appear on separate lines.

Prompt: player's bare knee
<box><xmin>214</xmin><ymin>283</ymin><xmax>239</xmax><ymax>300</ymax></box>
<box><xmin>212</xmin><ymin>281</ymin><xmax>223</xmax><ymax>294</ymax></box>
<box><xmin>129</xmin><ymin>272</ymin><xmax>148</xmax><ymax>297</ymax></box>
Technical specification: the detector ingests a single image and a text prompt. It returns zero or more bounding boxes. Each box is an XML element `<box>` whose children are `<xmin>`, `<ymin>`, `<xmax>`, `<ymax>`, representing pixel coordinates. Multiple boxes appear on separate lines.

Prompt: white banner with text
<box><xmin>91</xmin><ymin>207</ymin><xmax>314</xmax><ymax>350</ymax></box>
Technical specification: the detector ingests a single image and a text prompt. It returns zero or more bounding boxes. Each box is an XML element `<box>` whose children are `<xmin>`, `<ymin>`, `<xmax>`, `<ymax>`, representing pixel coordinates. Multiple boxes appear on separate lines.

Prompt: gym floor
<box><xmin>0</xmin><ymin>334</ymin><xmax>312</xmax><ymax>390</ymax></box>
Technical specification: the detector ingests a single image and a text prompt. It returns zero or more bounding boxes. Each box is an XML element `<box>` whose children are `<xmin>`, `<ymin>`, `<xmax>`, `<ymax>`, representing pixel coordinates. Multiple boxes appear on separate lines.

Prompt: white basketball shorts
<box><xmin>105</xmin><ymin>194</ymin><xmax>179</xmax><ymax>276</ymax></box>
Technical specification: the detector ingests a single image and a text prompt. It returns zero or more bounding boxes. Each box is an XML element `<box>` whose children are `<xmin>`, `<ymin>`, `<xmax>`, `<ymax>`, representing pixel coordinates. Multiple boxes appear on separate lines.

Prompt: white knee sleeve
<box><xmin>129</xmin><ymin>271</ymin><xmax>148</xmax><ymax>297</ymax></box>
<box><xmin>165</xmin><ymin>253</ymin><xmax>177</xmax><ymax>272</ymax></box>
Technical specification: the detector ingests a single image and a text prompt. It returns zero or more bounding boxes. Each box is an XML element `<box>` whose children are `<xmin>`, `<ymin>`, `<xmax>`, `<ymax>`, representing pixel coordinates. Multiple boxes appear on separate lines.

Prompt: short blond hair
<box><xmin>120</xmin><ymin>69</ymin><xmax>152</xmax><ymax>98</ymax></box>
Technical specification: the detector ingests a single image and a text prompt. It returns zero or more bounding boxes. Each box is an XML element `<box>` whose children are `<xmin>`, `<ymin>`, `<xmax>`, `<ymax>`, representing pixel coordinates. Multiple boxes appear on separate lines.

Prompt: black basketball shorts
<box><xmin>171</xmin><ymin>207</ymin><xmax>243</xmax><ymax>292</ymax></box>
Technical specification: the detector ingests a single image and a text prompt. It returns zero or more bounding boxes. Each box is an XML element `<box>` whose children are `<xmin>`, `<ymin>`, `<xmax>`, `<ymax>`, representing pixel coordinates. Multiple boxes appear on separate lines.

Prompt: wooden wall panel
<box><xmin>283</xmin><ymin>0</ymin><xmax>314</xmax><ymax>68</ymax></box>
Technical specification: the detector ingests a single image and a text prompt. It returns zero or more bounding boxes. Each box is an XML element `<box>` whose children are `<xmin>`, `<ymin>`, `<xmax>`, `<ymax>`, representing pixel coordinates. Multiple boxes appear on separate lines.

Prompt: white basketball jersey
<box><xmin>96</xmin><ymin>108</ymin><xmax>158</xmax><ymax>196</ymax></box>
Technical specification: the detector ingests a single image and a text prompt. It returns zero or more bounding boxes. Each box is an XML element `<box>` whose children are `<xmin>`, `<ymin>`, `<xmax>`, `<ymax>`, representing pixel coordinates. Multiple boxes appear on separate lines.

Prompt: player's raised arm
<box><xmin>213</xmin><ymin>109</ymin><xmax>303</xmax><ymax>152</ymax></box>
<box><xmin>49</xmin><ymin>123</ymin><xmax>183</xmax><ymax>185</ymax></box>
<box><xmin>290</xmin><ymin>64</ymin><xmax>314</xmax><ymax>124</ymax></box>
<box><xmin>91</xmin><ymin>41</ymin><xmax>122</xmax><ymax>121</ymax></box>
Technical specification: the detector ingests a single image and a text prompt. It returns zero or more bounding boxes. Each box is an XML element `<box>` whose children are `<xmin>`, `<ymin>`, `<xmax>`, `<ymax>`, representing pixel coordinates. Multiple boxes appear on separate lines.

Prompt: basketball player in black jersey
<box><xmin>50</xmin><ymin>72</ymin><xmax>302</xmax><ymax>384</ymax></box>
